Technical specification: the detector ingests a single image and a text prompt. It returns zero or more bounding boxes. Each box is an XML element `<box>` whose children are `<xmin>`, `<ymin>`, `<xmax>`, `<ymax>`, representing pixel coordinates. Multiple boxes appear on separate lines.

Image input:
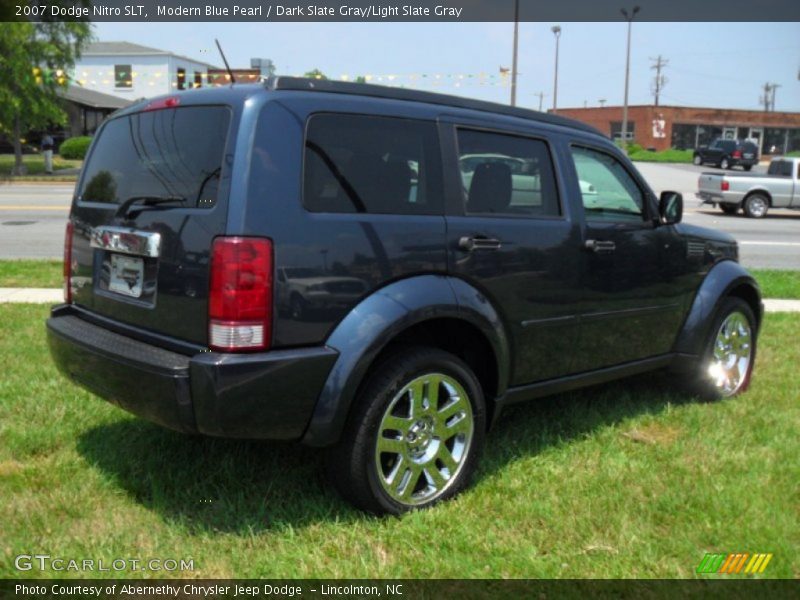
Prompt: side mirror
<box><xmin>659</xmin><ymin>191</ymin><xmax>683</xmax><ymax>224</ymax></box>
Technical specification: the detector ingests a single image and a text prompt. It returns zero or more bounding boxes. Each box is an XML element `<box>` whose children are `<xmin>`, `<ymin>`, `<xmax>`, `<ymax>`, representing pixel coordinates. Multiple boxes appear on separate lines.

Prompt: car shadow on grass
<box><xmin>76</xmin><ymin>421</ymin><xmax>362</xmax><ymax>533</ymax></box>
<box><xmin>76</xmin><ymin>370</ymin><xmax>698</xmax><ymax>533</ymax></box>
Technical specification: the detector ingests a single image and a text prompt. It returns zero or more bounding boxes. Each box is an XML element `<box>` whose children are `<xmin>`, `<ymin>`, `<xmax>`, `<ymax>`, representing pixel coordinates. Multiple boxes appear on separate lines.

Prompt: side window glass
<box><xmin>303</xmin><ymin>114</ymin><xmax>442</xmax><ymax>215</ymax></box>
<box><xmin>456</xmin><ymin>129</ymin><xmax>561</xmax><ymax>217</ymax></box>
<box><xmin>570</xmin><ymin>146</ymin><xmax>644</xmax><ymax>222</ymax></box>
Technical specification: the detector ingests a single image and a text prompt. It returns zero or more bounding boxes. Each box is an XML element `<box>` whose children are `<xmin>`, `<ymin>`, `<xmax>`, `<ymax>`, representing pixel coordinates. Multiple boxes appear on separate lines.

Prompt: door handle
<box><xmin>459</xmin><ymin>236</ymin><xmax>502</xmax><ymax>252</ymax></box>
<box><xmin>584</xmin><ymin>239</ymin><xmax>616</xmax><ymax>254</ymax></box>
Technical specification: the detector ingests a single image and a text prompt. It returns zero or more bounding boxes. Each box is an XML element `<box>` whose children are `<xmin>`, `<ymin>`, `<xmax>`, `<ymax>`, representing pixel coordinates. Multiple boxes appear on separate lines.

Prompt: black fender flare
<box><xmin>301</xmin><ymin>274</ymin><xmax>510</xmax><ymax>447</ymax></box>
<box><xmin>672</xmin><ymin>260</ymin><xmax>763</xmax><ymax>358</ymax></box>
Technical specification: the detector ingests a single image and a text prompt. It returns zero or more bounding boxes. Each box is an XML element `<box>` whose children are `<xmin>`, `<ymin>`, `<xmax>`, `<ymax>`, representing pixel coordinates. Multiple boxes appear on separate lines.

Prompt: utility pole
<box><xmin>770</xmin><ymin>83</ymin><xmax>781</xmax><ymax>111</ymax></box>
<box><xmin>760</xmin><ymin>82</ymin><xmax>773</xmax><ymax>112</ymax></box>
<box><xmin>650</xmin><ymin>55</ymin><xmax>668</xmax><ymax>106</ymax></box>
<box><xmin>510</xmin><ymin>0</ymin><xmax>519</xmax><ymax>106</ymax></box>
<box><xmin>620</xmin><ymin>6</ymin><xmax>640</xmax><ymax>146</ymax></box>
<box><xmin>534</xmin><ymin>91</ymin><xmax>547</xmax><ymax>111</ymax></box>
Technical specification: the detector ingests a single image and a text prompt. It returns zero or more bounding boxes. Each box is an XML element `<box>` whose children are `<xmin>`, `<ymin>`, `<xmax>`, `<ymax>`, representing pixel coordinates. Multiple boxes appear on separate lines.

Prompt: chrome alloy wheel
<box><xmin>374</xmin><ymin>373</ymin><xmax>474</xmax><ymax>506</ymax></box>
<box><xmin>707</xmin><ymin>311</ymin><xmax>752</xmax><ymax>396</ymax></box>
<box><xmin>746</xmin><ymin>196</ymin><xmax>768</xmax><ymax>218</ymax></box>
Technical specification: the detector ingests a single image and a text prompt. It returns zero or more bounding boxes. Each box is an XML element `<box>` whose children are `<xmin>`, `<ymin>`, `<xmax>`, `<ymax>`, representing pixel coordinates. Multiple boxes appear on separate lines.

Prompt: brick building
<box><xmin>553</xmin><ymin>105</ymin><xmax>800</xmax><ymax>155</ymax></box>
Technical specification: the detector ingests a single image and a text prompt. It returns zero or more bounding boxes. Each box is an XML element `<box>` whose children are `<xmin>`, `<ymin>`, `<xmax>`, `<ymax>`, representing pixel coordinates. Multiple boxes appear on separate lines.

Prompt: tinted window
<box><xmin>571</xmin><ymin>146</ymin><xmax>644</xmax><ymax>222</ymax></box>
<box><xmin>78</xmin><ymin>106</ymin><xmax>230</xmax><ymax>208</ymax></box>
<box><xmin>303</xmin><ymin>114</ymin><xmax>442</xmax><ymax>215</ymax></box>
<box><xmin>456</xmin><ymin>129</ymin><xmax>560</xmax><ymax>217</ymax></box>
<box><xmin>768</xmin><ymin>160</ymin><xmax>793</xmax><ymax>177</ymax></box>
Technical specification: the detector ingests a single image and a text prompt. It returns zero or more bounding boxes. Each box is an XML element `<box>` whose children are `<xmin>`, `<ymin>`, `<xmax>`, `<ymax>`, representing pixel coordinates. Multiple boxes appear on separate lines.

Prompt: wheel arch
<box><xmin>301</xmin><ymin>274</ymin><xmax>510</xmax><ymax>447</ymax></box>
<box><xmin>673</xmin><ymin>260</ymin><xmax>763</xmax><ymax>358</ymax></box>
<box><xmin>743</xmin><ymin>188</ymin><xmax>773</xmax><ymax>207</ymax></box>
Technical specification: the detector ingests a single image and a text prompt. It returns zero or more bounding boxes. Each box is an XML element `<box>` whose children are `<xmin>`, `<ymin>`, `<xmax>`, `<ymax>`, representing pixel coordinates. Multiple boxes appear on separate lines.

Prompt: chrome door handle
<box><xmin>459</xmin><ymin>236</ymin><xmax>502</xmax><ymax>252</ymax></box>
<box><xmin>584</xmin><ymin>239</ymin><xmax>616</xmax><ymax>254</ymax></box>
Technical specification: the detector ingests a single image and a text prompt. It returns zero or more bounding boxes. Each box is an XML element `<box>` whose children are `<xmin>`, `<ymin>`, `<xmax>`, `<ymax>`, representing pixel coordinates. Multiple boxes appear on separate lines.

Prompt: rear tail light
<box><xmin>63</xmin><ymin>221</ymin><xmax>73</xmax><ymax>303</ymax></box>
<box><xmin>721</xmin><ymin>181</ymin><xmax>730</xmax><ymax>191</ymax></box>
<box><xmin>208</xmin><ymin>237</ymin><xmax>273</xmax><ymax>352</ymax></box>
<box><xmin>732</xmin><ymin>150</ymin><xmax>742</xmax><ymax>158</ymax></box>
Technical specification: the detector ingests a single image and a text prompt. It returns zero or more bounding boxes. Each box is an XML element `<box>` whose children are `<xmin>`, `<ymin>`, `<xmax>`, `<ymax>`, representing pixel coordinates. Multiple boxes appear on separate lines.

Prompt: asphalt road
<box><xmin>1</xmin><ymin>163</ymin><xmax>798</xmax><ymax>268</ymax></box>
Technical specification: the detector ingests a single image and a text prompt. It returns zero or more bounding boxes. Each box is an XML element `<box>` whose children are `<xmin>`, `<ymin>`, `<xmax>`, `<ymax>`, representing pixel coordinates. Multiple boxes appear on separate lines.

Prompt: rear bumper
<box><xmin>696</xmin><ymin>191</ymin><xmax>741</xmax><ymax>205</ymax></box>
<box><xmin>46</xmin><ymin>306</ymin><xmax>338</xmax><ymax>440</ymax></box>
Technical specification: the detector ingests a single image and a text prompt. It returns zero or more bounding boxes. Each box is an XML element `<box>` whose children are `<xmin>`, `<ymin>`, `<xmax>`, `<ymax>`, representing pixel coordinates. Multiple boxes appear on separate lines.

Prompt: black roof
<box><xmin>266</xmin><ymin>76</ymin><xmax>602</xmax><ymax>136</ymax></box>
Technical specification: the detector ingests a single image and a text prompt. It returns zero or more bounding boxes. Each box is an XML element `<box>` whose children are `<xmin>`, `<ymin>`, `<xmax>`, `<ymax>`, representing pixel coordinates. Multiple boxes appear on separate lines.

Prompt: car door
<box><xmin>441</xmin><ymin>121</ymin><xmax>584</xmax><ymax>385</ymax></box>
<box><xmin>566</xmin><ymin>144</ymin><xmax>687</xmax><ymax>372</ymax></box>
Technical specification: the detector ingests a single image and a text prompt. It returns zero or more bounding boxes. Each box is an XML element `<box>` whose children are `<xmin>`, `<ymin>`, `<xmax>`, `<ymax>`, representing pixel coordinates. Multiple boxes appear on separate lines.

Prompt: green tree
<box><xmin>0</xmin><ymin>20</ymin><xmax>92</xmax><ymax>175</ymax></box>
<box><xmin>303</xmin><ymin>69</ymin><xmax>327</xmax><ymax>80</ymax></box>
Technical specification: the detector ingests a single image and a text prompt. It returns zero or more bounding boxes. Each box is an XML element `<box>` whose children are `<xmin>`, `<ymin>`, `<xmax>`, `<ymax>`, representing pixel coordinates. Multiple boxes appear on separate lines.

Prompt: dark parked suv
<box><xmin>693</xmin><ymin>138</ymin><xmax>759</xmax><ymax>170</ymax></box>
<box><xmin>47</xmin><ymin>78</ymin><xmax>761</xmax><ymax>515</ymax></box>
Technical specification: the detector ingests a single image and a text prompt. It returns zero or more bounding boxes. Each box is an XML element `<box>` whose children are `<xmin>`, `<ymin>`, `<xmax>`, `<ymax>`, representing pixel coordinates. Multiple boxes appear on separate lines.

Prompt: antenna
<box><xmin>215</xmin><ymin>38</ymin><xmax>236</xmax><ymax>85</ymax></box>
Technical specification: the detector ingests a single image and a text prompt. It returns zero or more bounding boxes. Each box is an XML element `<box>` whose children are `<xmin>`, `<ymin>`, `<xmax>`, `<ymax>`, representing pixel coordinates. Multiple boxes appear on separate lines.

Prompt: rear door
<box><xmin>68</xmin><ymin>103</ymin><xmax>234</xmax><ymax>346</ymax></box>
<box><xmin>567</xmin><ymin>144</ymin><xmax>687</xmax><ymax>372</ymax></box>
<box><xmin>442</xmin><ymin>121</ymin><xmax>584</xmax><ymax>385</ymax></box>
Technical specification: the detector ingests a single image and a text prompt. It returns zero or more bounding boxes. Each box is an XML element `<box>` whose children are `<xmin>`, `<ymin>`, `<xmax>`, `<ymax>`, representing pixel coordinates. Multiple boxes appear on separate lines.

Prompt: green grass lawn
<box><xmin>630</xmin><ymin>148</ymin><xmax>694</xmax><ymax>163</ymax></box>
<box><xmin>2</xmin><ymin>261</ymin><xmax>798</xmax><ymax>301</ymax></box>
<box><xmin>1</xmin><ymin>304</ymin><xmax>798</xmax><ymax>579</ymax></box>
<box><xmin>0</xmin><ymin>154</ymin><xmax>82</xmax><ymax>176</ymax></box>
<box><xmin>0</xmin><ymin>260</ymin><xmax>62</xmax><ymax>288</ymax></box>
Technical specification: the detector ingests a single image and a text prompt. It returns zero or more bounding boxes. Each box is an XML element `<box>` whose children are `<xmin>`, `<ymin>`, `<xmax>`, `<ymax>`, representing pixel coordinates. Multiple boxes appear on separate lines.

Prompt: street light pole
<box><xmin>620</xmin><ymin>5</ymin><xmax>640</xmax><ymax>146</ymax></box>
<box><xmin>510</xmin><ymin>0</ymin><xmax>520</xmax><ymax>106</ymax></box>
<box><xmin>551</xmin><ymin>25</ymin><xmax>561</xmax><ymax>113</ymax></box>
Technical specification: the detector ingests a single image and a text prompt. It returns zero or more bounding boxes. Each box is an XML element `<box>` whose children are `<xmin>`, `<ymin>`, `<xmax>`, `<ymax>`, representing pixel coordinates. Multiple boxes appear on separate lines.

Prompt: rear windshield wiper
<box><xmin>114</xmin><ymin>195</ymin><xmax>187</xmax><ymax>220</ymax></box>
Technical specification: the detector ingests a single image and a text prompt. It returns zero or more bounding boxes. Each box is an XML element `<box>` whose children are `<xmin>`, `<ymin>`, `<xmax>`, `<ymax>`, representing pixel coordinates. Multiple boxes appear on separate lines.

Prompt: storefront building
<box><xmin>554</xmin><ymin>105</ymin><xmax>800</xmax><ymax>154</ymax></box>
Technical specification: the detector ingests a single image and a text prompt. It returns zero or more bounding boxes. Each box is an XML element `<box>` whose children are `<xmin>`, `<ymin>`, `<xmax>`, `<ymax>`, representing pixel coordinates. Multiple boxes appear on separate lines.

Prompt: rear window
<box><xmin>303</xmin><ymin>114</ymin><xmax>443</xmax><ymax>215</ymax></box>
<box><xmin>78</xmin><ymin>106</ymin><xmax>231</xmax><ymax>208</ymax></box>
<box><xmin>768</xmin><ymin>160</ymin><xmax>793</xmax><ymax>176</ymax></box>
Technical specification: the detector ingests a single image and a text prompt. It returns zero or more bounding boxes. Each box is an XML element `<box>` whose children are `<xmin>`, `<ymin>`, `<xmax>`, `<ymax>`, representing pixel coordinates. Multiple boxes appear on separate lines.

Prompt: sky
<box><xmin>93</xmin><ymin>21</ymin><xmax>800</xmax><ymax>112</ymax></box>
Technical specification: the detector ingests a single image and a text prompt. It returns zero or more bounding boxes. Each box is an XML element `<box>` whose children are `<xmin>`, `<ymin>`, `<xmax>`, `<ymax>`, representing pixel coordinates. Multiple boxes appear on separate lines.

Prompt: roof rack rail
<box><xmin>264</xmin><ymin>76</ymin><xmax>602</xmax><ymax>136</ymax></box>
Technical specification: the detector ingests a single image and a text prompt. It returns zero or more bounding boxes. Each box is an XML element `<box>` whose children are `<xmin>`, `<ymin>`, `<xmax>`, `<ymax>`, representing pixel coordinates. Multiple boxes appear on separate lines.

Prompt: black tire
<box><xmin>325</xmin><ymin>346</ymin><xmax>486</xmax><ymax>515</ymax></box>
<box><xmin>720</xmin><ymin>157</ymin><xmax>730</xmax><ymax>170</ymax></box>
<box><xmin>688</xmin><ymin>297</ymin><xmax>757</xmax><ymax>401</ymax></box>
<box><xmin>743</xmin><ymin>164</ymin><xmax>753</xmax><ymax>172</ymax></box>
<box><xmin>719</xmin><ymin>204</ymin><xmax>739</xmax><ymax>215</ymax></box>
<box><xmin>743</xmin><ymin>193</ymin><xmax>769</xmax><ymax>218</ymax></box>
<box><xmin>693</xmin><ymin>154</ymin><xmax>702</xmax><ymax>166</ymax></box>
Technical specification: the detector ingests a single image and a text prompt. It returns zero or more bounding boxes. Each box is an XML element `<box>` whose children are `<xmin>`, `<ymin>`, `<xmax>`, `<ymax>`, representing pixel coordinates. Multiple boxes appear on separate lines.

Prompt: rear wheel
<box><xmin>719</xmin><ymin>204</ymin><xmax>739</xmax><ymax>215</ymax></box>
<box><xmin>689</xmin><ymin>297</ymin><xmax>757</xmax><ymax>400</ymax></box>
<box><xmin>326</xmin><ymin>346</ymin><xmax>486</xmax><ymax>515</ymax></box>
<box><xmin>743</xmin><ymin>164</ymin><xmax>753</xmax><ymax>172</ymax></box>
<box><xmin>720</xmin><ymin>157</ymin><xmax>730</xmax><ymax>169</ymax></box>
<box><xmin>743</xmin><ymin>194</ymin><xmax>769</xmax><ymax>218</ymax></box>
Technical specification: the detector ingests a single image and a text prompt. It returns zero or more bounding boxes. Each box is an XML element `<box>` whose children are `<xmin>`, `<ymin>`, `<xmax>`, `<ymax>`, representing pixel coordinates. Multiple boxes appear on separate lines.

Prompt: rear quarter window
<box><xmin>78</xmin><ymin>106</ymin><xmax>231</xmax><ymax>208</ymax></box>
<box><xmin>302</xmin><ymin>114</ymin><xmax>443</xmax><ymax>215</ymax></box>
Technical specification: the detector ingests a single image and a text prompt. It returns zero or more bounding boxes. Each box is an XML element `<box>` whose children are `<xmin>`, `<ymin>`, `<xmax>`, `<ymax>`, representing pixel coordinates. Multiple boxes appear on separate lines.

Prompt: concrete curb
<box><xmin>2</xmin><ymin>288</ymin><xmax>800</xmax><ymax>313</ymax></box>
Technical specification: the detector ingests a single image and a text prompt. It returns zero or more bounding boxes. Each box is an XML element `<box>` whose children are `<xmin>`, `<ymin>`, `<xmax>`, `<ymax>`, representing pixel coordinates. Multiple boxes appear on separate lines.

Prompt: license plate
<box><xmin>743</xmin><ymin>153</ymin><xmax>754</xmax><ymax>158</ymax></box>
<box><xmin>108</xmin><ymin>254</ymin><xmax>144</xmax><ymax>298</ymax></box>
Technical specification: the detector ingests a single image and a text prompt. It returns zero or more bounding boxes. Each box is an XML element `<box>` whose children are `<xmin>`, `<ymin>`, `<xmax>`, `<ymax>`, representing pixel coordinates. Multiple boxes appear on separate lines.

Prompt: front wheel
<box><xmin>693</xmin><ymin>154</ymin><xmax>702</xmax><ymax>166</ymax></box>
<box><xmin>690</xmin><ymin>297</ymin><xmax>757</xmax><ymax>400</ymax></box>
<box><xmin>326</xmin><ymin>346</ymin><xmax>486</xmax><ymax>515</ymax></box>
<box><xmin>720</xmin><ymin>157</ymin><xmax>730</xmax><ymax>169</ymax></box>
<box><xmin>743</xmin><ymin>194</ymin><xmax>769</xmax><ymax>218</ymax></box>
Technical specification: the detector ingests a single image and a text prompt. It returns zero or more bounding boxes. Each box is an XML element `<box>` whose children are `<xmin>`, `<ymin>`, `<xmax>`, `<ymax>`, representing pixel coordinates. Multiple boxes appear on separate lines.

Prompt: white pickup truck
<box><xmin>697</xmin><ymin>156</ymin><xmax>800</xmax><ymax>218</ymax></box>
